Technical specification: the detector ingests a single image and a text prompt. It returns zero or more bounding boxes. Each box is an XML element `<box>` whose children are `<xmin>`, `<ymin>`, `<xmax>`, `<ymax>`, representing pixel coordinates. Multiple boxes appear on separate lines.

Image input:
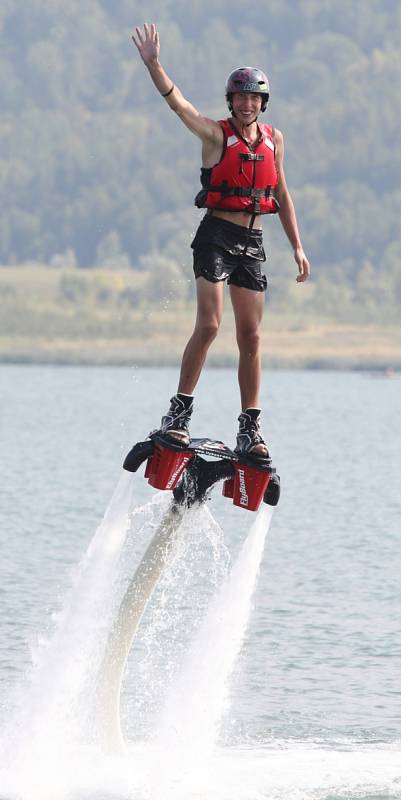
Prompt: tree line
<box><xmin>1</xmin><ymin>0</ymin><xmax>401</xmax><ymax>314</ymax></box>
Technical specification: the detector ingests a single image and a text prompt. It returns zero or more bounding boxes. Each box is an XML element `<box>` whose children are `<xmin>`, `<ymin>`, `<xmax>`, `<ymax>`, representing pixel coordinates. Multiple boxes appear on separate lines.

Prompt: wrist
<box><xmin>147</xmin><ymin>58</ymin><xmax>162</xmax><ymax>74</ymax></box>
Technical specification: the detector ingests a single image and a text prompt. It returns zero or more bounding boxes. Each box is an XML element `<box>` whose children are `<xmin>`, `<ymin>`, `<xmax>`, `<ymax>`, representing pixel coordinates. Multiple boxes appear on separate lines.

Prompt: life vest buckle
<box><xmin>239</xmin><ymin>153</ymin><xmax>264</xmax><ymax>162</ymax></box>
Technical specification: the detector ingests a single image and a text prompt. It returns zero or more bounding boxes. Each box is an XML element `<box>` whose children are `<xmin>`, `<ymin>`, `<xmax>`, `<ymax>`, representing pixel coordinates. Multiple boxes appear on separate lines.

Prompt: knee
<box><xmin>196</xmin><ymin>316</ymin><xmax>220</xmax><ymax>344</ymax></box>
<box><xmin>237</xmin><ymin>325</ymin><xmax>261</xmax><ymax>354</ymax></box>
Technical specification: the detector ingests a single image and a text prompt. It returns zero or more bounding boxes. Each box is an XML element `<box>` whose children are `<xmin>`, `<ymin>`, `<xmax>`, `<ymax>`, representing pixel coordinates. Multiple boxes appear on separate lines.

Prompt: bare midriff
<box><xmin>208</xmin><ymin>208</ymin><xmax>263</xmax><ymax>230</ymax></box>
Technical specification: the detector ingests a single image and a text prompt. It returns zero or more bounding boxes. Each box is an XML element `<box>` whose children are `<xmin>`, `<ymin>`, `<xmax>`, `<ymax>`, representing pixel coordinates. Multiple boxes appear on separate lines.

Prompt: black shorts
<box><xmin>191</xmin><ymin>215</ymin><xmax>267</xmax><ymax>293</ymax></box>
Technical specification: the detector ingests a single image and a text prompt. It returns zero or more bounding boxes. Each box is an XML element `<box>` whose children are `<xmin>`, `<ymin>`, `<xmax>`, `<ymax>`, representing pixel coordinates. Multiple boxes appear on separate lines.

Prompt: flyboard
<box><xmin>95</xmin><ymin>432</ymin><xmax>280</xmax><ymax>750</ymax></box>
<box><xmin>123</xmin><ymin>431</ymin><xmax>280</xmax><ymax>511</ymax></box>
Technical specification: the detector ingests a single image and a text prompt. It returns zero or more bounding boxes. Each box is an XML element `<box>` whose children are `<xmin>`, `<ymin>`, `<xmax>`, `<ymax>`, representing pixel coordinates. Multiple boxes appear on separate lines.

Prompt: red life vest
<box><xmin>195</xmin><ymin>119</ymin><xmax>279</xmax><ymax>215</ymax></box>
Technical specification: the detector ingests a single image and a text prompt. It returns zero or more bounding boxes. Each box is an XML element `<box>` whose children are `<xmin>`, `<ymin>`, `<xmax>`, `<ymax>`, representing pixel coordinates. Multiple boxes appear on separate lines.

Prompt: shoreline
<box><xmin>1</xmin><ymin>325</ymin><xmax>400</xmax><ymax>372</ymax></box>
<box><xmin>1</xmin><ymin>267</ymin><xmax>400</xmax><ymax>371</ymax></box>
<box><xmin>0</xmin><ymin>357</ymin><xmax>398</xmax><ymax>372</ymax></box>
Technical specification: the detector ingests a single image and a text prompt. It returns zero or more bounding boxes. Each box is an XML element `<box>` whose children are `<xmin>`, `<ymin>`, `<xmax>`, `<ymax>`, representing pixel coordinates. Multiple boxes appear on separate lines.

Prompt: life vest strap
<box><xmin>239</xmin><ymin>153</ymin><xmax>264</xmax><ymax>162</ymax></box>
<box><xmin>195</xmin><ymin>167</ymin><xmax>280</xmax><ymax>212</ymax></box>
<box><xmin>209</xmin><ymin>184</ymin><xmax>273</xmax><ymax>200</ymax></box>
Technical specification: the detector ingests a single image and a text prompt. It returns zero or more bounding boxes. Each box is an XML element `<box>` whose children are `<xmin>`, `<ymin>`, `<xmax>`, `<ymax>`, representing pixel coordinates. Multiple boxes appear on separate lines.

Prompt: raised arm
<box><xmin>132</xmin><ymin>23</ymin><xmax>223</xmax><ymax>149</ymax></box>
<box><xmin>274</xmin><ymin>128</ymin><xmax>310</xmax><ymax>283</ymax></box>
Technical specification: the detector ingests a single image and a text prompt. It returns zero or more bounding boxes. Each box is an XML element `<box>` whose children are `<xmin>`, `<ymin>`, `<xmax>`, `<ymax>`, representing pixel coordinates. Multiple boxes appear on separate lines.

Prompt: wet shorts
<box><xmin>191</xmin><ymin>214</ymin><xmax>267</xmax><ymax>293</ymax></box>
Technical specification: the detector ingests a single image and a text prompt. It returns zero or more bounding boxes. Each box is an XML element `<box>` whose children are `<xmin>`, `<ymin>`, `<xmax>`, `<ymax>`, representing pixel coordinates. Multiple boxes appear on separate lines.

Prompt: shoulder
<box><xmin>218</xmin><ymin>118</ymin><xmax>235</xmax><ymax>137</ymax></box>
<box><xmin>272</xmin><ymin>128</ymin><xmax>285</xmax><ymax>165</ymax></box>
<box><xmin>273</xmin><ymin>127</ymin><xmax>284</xmax><ymax>149</ymax></box>
<box><xmin>202</xmin><ymin>116</ymin><xmax>226</xmax><ymax>144</ymax></box>
<box><xmin>260</xmin><ymin>123</ymin><xmax>284</xmax><ymax>151</ymax></box>
<box><xmin>173</xmin><ymin>95</ymin><xmax>224</xmax><ymax>145</ymax></box>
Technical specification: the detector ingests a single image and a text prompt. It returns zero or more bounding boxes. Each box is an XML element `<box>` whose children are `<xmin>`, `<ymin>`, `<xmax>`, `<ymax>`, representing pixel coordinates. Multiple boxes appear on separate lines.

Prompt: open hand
<box><xmin>132</xmin><ymin>23</ymin><xmax>160</xmax><ymax>65</ymax></box>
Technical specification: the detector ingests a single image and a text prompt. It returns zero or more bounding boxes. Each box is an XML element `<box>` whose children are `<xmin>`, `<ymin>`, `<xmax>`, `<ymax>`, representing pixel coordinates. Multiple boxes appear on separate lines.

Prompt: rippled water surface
<box><xmin>0</xmin><ymin>365</ymin><xmax>400</xmax><ymax>798</ymax></box>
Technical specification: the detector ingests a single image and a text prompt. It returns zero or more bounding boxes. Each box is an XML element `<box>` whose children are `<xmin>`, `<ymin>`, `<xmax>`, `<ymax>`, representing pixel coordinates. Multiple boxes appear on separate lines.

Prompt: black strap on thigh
<box><xmin>241</xmin><ymin>213</ymin><xmax>257</xmax><ymax>264</ymax></box>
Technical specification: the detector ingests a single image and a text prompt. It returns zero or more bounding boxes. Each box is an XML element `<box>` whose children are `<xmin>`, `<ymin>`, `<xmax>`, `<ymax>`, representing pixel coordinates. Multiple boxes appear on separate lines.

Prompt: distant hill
<box><xmin>1</xmin><ymin>0</ymin><xmax>400</xmax><ymax>315</ymax></box>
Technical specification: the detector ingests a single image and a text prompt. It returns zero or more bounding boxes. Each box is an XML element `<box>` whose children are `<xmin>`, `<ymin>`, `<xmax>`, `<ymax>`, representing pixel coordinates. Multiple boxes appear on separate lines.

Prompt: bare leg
<box><xmin>177</xmin><ymin>277</ymin><xmax>224</xmax><ymax>393</ymax></box>
<box><xmin>229</xmin><ymin>284</ymin><xmax>267</xmax><ymax>456</ymax></box>
<box><xmin>229</xmin><ymin>284</ymin><xmax>265</xmax><ymax>410</ymax></box>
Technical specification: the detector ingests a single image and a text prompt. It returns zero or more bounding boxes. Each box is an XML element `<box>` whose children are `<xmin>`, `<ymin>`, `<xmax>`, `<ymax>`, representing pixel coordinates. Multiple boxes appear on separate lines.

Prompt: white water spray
<box><xmin>150</xmin><ymin>504</ymin><xmax>274</xmax><ymax>790</ymax></box>
<box><xmin>1</xmin><ymin>474</ymin><xmax>400</xmax><ymax>800</ymax></box>
<box><xmin>14</xmin><ymin>473</ymin><xmax>134</xmax><ymax>742</ymax></box>
<box><xmin>0</xmin><ymin>477</ymin><xmax>242</xmax><ymax>794</ymax></box>
<box><xmin>95</xmin><ymin>501</ymin><xmax>187</xmax><ymax>750</ymax></box>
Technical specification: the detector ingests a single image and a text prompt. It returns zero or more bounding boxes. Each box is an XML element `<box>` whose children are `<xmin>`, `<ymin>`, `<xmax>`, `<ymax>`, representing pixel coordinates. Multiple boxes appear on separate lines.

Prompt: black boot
<box><xmin>235</xmin><ymin>408</ymin><xmax>269</xmax><ymax>459</ymax></box>
<box><xmin>157</xmin><ymin>394</ymin><xmax>194</xmax><ymax>445</ymax></box>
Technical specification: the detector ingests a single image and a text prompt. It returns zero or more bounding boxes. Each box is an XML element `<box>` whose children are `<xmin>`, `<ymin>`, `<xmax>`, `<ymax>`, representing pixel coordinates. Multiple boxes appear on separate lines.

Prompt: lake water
<box><xmin>0</xmin><ymin>364</ymin><xmax>400</xmax><ymax>799</ymax></box>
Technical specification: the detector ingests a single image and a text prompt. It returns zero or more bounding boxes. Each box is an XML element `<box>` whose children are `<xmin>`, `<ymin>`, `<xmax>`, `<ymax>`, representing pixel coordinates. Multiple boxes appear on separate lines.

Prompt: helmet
<box><xmin>225</xmin><ymin>67</ymin><xmax>270</xmax><ymax>112</ymax></box>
